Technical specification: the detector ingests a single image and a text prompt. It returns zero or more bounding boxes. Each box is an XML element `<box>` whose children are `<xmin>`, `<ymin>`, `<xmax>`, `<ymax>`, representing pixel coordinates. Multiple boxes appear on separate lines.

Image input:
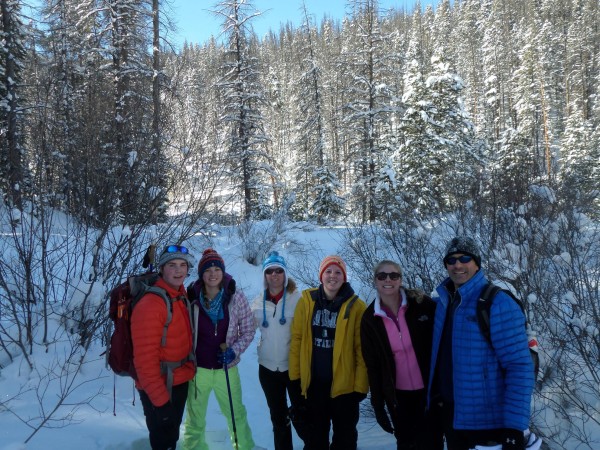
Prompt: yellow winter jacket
<box><xmin>289</xmin><ymin>286</ymin><xmax>368</xmax><ymax>398</ymax></box>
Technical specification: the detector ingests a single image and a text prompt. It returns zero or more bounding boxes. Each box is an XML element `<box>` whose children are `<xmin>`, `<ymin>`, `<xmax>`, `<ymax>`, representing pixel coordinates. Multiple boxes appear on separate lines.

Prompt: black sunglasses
<box><xmin>163</xmin><ymin>245</ymin><xmax>189</xmax><ymax>254</ymax></box>
<box><xmin>375</xmin><ymin>272</ymin><xmax>402</xmax><ymax>281</ymax></box>
<box><xmin>265</xmin><ymin>268</ymin><xmax>284</xmax><ymax>275</ymax></box>
<box><xmin>445</xmin><ymin>255</ymin><xmax>473</xmax><ymax>265</ymax></box>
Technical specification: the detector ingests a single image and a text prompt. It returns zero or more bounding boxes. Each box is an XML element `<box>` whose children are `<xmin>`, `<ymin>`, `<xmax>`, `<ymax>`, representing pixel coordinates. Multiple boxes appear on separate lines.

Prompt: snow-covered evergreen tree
<box><xmin>398</xmin><ymin>24</ymin><xmax>478</xmax><ymax>215</ymax></box>
<box><xmin>397</xmin><ymin>25</ymin><xmax>436</xmax><ymax>212</ymax></box>
<box><xmin>490</xmin><ymin>126</ymin><xmax>536</xmax><ymax>208</ymax></box>
<box><xmin>107</xmin><ymin>0</ymin><xmax>169</xmax><ymax>224</ymax></box>
<box><xmin>215</xmin><ymin>0</ymin><xmax>273</xmax><ymax>220</ymax></box>
<box><xmin>291</xmin><ymin>6</ymin><xmax>328</xmax><ymax>221</ymax></box>
<box><xmin>311</xmin><ymin>166</ymin><xmax>345</xmax><ymax>224</ymax></box>
<box><xmin>426</xmin><ymin>51</ymin><xmax>479</xmax><ymax>209</ymax></box>
<box><xmin>35</xmin><ymin>0</ymin><xmax>115</xmax><ymax>221</ymax></box>
<box><xmin>559</xmin><ymin>108</ymin><xmax>598</xmax><ymax>215</ymax></box>
<box><xmin>453</xmin><ymin>0</ymin><xmax>485</xmax><ymax>129</ymax></box>
<box><xmin>341</xmin><ymin>0</ymin><xmax>397</xmax><ymax>222</ymax></box>
<box><xmin>0</xmin><ymin>0</ymin><xmax>28</xmax><ymax>207</ymax></box>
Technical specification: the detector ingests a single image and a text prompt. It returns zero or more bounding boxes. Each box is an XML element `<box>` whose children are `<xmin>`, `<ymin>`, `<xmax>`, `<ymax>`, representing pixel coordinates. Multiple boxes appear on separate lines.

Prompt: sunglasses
<box><xmin>265</xmin><ymin>268</ymin><xmax>284</xmax><ymax>275</ymax></box>
<box><xmin>163</xmin><ymin>245</ymin><xmax>189</xmax><ymax>254</ymax></box>
<box><xmin>445</xmin><ymin>255</ymin><xmax>473</xmax><ymax>265</ymax></box>
<box><xmin>375</xmin><ymin>272</ymin><xmax>402</xmax><ymax>281</ymax></box>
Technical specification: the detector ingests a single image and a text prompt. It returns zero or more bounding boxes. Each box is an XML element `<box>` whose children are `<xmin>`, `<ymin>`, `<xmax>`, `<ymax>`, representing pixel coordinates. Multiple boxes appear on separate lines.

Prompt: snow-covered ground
<box><xmin>1</xmin><ymin>335</ymin><xmax>395</xmax><ymax>450</ymax></box>
<box><xmin>0</xmin><ymin>224</ymin><xmax>395</xmax><ymax>450</ymax></box>
<box><xmin>3</xmin><ymin>214</ymin><xmax>598</xmax><ymax>449</ymax></box>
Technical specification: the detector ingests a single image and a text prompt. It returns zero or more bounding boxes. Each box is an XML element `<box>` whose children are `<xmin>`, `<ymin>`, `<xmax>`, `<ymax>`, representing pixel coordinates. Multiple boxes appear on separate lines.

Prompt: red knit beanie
<box><xmin>319</xmin><ymin>255</ymin><xmax>347</xmax><ymax>282</ymax></box>
<box><xmin>198</xmin><ymin>248</ymin><xmax>225</xmax><ymax>276</ymax></box>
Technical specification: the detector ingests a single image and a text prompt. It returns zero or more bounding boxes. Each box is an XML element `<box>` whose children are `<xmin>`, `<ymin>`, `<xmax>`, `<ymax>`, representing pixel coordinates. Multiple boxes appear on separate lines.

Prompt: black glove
<box><xmin>374</xmin><ymin>407</ymin><xmax>394</xmax><ymax>434</ymax></box>
<box><xmin>289</xmin><ymin>402</ymin><xmax>308</xmax><ymax>424</ymax></box>
<box><xmin>288</xmin><ymin>379</ymin><xmax>304</xmax><ymax>406</ymax></box>
<box><xmin>155</xmin><ymin>402</ymin><xmax>175</xmax><ymax>428</ymax></box>
<box><xmin>217</xmin><ymin>347</ymin><xmax>236</xmax><ymax>365</ymax></box>
<box><xmin>502</xmin><ymin>428</ymin><xmax>525</xmax><ymax>450</ymax></box>
<box><xmin>288</xmin><ymin>402</ymin><xmax>311</xmax><ymax>442</ymax></box>
<box><xmin>288</xmin><ymin>380</ymin><xmax>308</xmax><ymax>425</ymax></box>
<box><xmin>352</xmin><ymin>391</ymin><xmax>367</xmax><ymax>403</ymax></box>
<box><xmin>142</xmin><ymin>245</ymin><xmax>156</xmax><ymax>268</ymax></box>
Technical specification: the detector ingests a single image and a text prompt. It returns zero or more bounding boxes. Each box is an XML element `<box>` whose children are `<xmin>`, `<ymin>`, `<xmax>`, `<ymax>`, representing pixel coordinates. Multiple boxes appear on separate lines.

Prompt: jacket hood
<box><xmin>314</xmin><ymin>282</ymin><xmax>358</xmax><ymax>318</ymax></box>
<box><xmin>189</xmin><ymin>272</ymin><xmax>236</xmax><ymax>305</ymax></box>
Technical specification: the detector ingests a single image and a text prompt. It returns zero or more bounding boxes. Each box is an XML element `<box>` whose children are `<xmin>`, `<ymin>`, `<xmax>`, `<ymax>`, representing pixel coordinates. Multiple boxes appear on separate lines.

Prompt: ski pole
<box><xmin>220</xmin><ymin>343</ymin><xmax>239</xmax><ymax>449</ymax></box>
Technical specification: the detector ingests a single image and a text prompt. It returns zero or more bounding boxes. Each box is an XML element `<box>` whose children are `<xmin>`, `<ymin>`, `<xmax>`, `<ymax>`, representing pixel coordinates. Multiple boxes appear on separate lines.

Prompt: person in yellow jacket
<box><xmin>289</xmin><ymin>255</ymin><xmax>368</xmax><ymax>450</ymax></box>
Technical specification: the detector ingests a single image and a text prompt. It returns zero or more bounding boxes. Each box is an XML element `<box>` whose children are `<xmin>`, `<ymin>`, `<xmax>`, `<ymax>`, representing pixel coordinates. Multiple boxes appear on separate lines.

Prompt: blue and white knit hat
<box><xmin>262</xmin><ymin>251</ymin><xmax>288</xmax><ymax>288</ymax></box>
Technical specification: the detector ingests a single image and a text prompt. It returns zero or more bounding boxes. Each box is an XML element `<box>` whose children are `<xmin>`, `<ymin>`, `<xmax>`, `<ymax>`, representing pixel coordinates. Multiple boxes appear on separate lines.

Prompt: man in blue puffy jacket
<box><xmin>427</xmin><ymin>237</ymin><xmax>534</xmax><ymax>450</ymax></box>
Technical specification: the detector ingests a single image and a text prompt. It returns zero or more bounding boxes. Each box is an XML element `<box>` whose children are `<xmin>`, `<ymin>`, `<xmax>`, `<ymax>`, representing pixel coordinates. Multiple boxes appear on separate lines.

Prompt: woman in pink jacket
<box><xmin>360</xmin><ymin>260</ymin><xmax>441</xmax><ymax>450</ymax></box>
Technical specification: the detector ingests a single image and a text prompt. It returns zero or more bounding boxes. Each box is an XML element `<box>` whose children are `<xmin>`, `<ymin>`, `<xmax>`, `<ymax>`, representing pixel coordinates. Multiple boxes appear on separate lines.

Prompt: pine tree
<box><xmin>215</xmin><ymin>0</ymin><xmax>272</xmax><ymax>220</ymax></box>
<box><xmin>35</xmin><ymin>0</ymin><xmax>112</xmax><ymax>218</ymax></box>
<box><xmin>559</xmin><ymin>108</ymin><xmax>598</xmax><ymax>215</ymax></box>
<box><xmin>107</xmin><ymin>0</ymin><xmax>167</xmax><ymax>224</ymax></box>
<box><xmin>292</xmin><ymin>6</ymin><xmax>328</xmax><ymax>221</ymax></box>
<box><xmin>454</xmin><ymin>0</ymin><xmax>485</xmax><ymax>128</ymax></box>
<box><xmin>397</xmin><ymin>24</ymin><xmax>435</xmax><ymax>212</ymax></box>
<box><xmin>490</xmin><ymin>126</ymin><xmax>536</xmax><ymax>208</ymax></box>
<box><xmin>480</xmin><ymin>0</ymin><xmax>519</xmax><ymax>151</ymax></box>
<box><xmin>340</xmin><ymin>0</ymin><xmax>396</xmax><ymax>222</ymax></box>
<box><xmin>398</xmin><ymin>15</ymin><xmax>479</xmax><ymax>216</ymax></box>
<box><xmin>35</xmin><ymin>0</ymin><xmax>166</xmax><ymax>225</ymax></box>
<box><xmin>312</xmin><ymin>166</ymin><xmax>345</xmax><ymax>224</ymax></box>
<box><xmin>511</xmin><ymin>18</ymin><xmax>549</xmax><ymax>181</ymax></box>
<box><xmin>0</xmin><ymin>0</ymin><xmax>28</xmax><ymax>207</ymax></box>
<box><xmin>565</xmin><ymin>0</ymin><xmax>595</xmax><ymax>120</ymax></box>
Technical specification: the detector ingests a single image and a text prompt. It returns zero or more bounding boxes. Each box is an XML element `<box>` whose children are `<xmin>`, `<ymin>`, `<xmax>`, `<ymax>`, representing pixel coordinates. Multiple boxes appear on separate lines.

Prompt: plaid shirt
<box><xmin>221</xmin><ymin>288</ymin><xmax>256</xmax><ymax>367</ymax></box>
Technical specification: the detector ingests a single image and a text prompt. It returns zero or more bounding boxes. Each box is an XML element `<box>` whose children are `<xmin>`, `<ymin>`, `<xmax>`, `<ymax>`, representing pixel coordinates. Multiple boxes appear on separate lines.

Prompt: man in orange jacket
<box><xmin>131</xmin><ymin>245</ymin><xmax>196</xmax><ymax>450</ymax></box>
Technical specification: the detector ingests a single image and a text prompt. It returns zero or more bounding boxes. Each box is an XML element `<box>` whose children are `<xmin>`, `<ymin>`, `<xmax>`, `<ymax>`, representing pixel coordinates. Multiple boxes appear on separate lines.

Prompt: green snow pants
<box><xmin>182</xmin><ymin>366</ymin><xmax>255</xmax><ymax>450</ymax></box>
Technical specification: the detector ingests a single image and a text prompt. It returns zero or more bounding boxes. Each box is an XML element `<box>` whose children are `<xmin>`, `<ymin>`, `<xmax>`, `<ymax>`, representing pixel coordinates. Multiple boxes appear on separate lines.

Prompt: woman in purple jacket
<box><xmin>360</xmin><ymin>260</ymin><xmax>442</xmax><ymax>450</ymax></box>
<box><xmin>182</xmin><ymin>248</ymin><xmax>256</xmax><ymax>450</ymax></box>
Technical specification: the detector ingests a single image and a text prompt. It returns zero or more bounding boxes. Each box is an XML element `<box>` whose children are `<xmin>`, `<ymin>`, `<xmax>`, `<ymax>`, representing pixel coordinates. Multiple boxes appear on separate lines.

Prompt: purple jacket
<box><xmin>188</xmin><ymin>273</ymin><xmax>255</xmax><ymax>368</ymax></box>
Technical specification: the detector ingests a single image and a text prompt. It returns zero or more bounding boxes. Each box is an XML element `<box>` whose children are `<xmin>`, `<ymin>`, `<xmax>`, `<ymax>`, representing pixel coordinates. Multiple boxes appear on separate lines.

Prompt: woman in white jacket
<box><xmin>251</xmin><ymin>251</ymin><xmax>303</xmax><ymax>450</ymax></box>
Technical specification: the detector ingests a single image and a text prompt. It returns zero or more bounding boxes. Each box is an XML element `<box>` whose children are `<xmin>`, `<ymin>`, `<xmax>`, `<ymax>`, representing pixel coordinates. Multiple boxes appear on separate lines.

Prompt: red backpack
<box><xmin>107</xmin><ymin>272</ymin><xmax>171</xmax><ymax>379</ymax></box>
<box><xmin>106</xmin><ymin>270</ymin><xmax>195</xmax><ymax>414</ymax></box>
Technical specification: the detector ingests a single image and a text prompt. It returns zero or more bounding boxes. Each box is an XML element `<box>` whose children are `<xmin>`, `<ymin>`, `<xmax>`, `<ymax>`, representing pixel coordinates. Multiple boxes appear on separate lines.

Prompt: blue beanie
<box><xmin>262</xmin><ymin>251</ymin><xmax>288</xmax><ymax>288</ymax></box>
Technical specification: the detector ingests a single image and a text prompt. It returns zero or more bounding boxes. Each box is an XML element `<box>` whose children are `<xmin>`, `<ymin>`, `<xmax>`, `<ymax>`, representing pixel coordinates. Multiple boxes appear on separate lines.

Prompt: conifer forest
<box><xmin>1</xmin><ymin>0</ymin><xmax>599</xmax><ymax>448</ymax></box>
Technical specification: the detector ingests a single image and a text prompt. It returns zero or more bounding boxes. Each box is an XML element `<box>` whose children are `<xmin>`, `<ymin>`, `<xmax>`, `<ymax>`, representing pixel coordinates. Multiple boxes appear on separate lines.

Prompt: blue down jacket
<box><xmin>427</xmin><ymin>269</ymin><xmax>534</xmax><ymax>431</ymax></box>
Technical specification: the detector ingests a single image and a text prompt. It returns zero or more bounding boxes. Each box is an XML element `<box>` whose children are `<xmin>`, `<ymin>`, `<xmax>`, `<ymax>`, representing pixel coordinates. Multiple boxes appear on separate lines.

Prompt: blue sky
<box><xmin>169</xmin><ymin>0</ymin><xmax>442</xmax><ymax>49</ymax></box>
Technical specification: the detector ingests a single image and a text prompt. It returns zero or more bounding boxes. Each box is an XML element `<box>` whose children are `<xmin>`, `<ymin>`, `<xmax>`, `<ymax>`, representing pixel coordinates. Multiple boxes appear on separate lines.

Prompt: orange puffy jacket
<box><xmin>131</xmin><ymin>277</ymin><xmax>195</xmax><ymax>407</ymax></box>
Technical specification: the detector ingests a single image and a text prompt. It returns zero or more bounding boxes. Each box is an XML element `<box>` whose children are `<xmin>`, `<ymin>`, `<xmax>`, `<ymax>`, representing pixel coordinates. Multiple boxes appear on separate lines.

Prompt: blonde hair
<box><xmin>373</xmin><ymin>260</ymin><xmax>403</xmax><ymax>279</ymax></box>
<box><xmin>286</xmin><ymin>278</ymin><xmax>297</xmax><ymax>293</ymax></box>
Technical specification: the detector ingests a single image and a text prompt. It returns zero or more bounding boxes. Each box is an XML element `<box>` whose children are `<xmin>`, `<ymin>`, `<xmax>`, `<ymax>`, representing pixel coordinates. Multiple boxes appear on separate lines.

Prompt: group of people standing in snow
<box><xmin>130</xmin><ymin>236</ymin><xmax>534</xmax><ymax>450</ymax></box>
<box><xmin>131</xmin><ymin>246</ymin><xmax>258</xmax><ymax>450</ymax></box>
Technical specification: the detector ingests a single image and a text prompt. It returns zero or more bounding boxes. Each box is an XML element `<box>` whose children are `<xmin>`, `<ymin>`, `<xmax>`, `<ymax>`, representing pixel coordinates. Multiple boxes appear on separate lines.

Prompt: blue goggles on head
<box><xmin>163</xmin><ymin>245</ymin><xmax>189</xmax><ymax>254</ymax></box>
